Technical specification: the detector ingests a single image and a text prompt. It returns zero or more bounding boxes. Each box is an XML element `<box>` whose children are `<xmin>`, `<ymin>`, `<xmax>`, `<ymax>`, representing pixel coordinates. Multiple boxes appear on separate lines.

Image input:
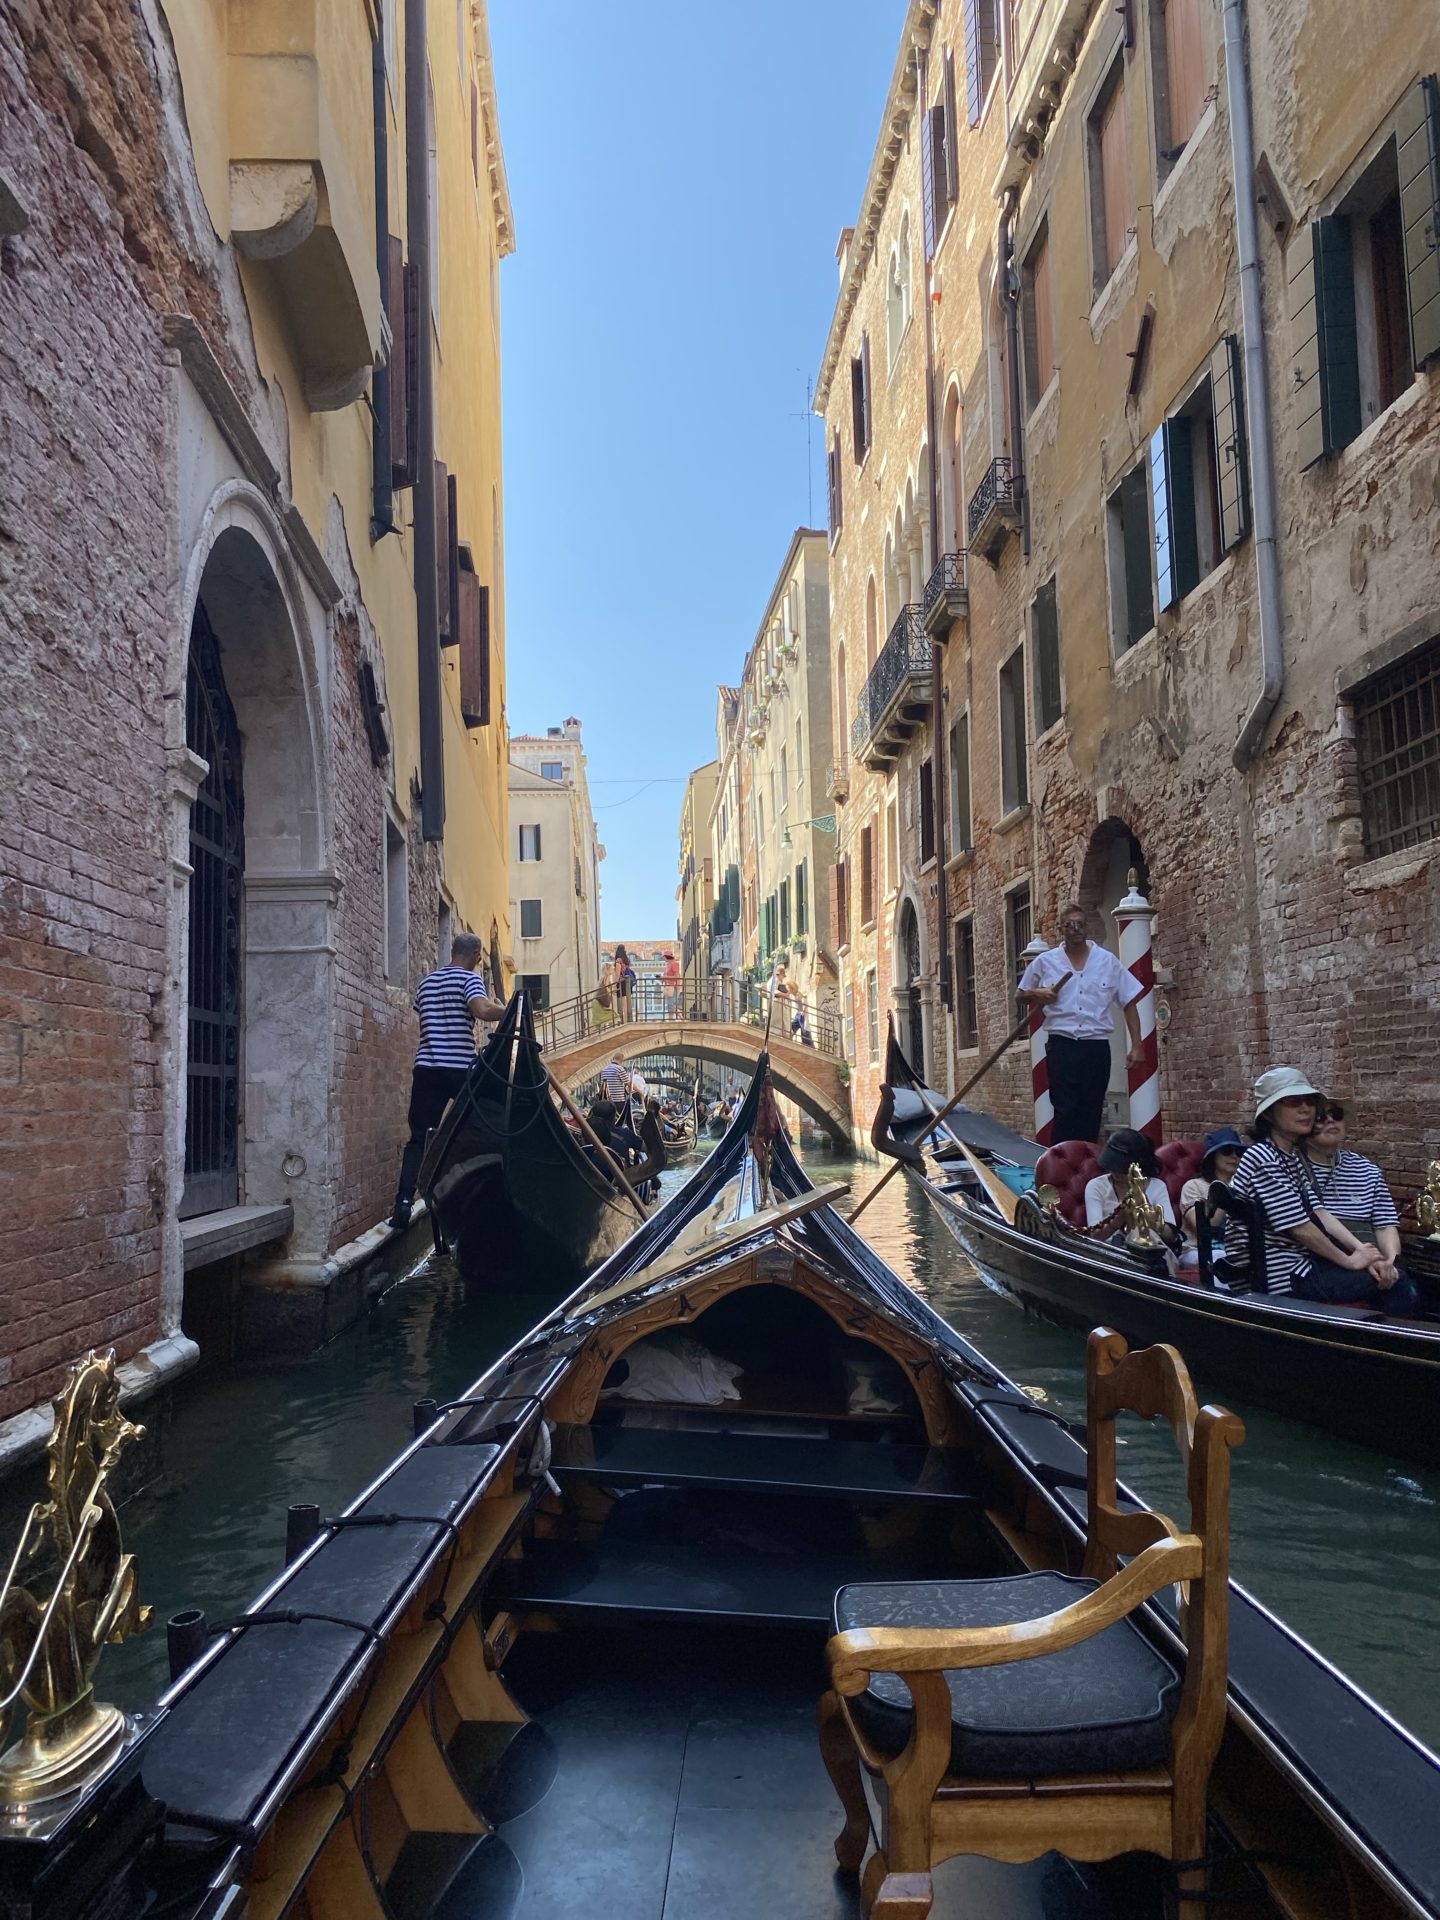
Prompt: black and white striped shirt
<box><xmin>1297</xmin><ymin>1149</ymin><xmax>1399</xmax><ymax>1243</ymax></box>
<box><xmin>413</xmin><ymin>966</ymin><xmax>490</xmax><ymax>1069</ymax></box>
<box><xmin>1226</xmin><ymin>1141</ymin><xmax>1320</xmax><ymax>1294</ymax></box>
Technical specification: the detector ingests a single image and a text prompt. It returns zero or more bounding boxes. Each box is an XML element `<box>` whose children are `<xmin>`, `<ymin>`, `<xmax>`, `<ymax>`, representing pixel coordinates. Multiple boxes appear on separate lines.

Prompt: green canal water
<box><xmin>106</xmin><ymin>1151</ymin><xmax>1440</xmax><ymax>1757</ymax></box>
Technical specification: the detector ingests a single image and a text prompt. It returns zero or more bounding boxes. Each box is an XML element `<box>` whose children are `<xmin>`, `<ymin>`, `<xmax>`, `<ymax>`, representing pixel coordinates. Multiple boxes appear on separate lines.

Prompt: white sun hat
<box><xmin>1253</xmin><ymin>1065</ymin><xmax>1321</xmax><ymax>1118</ymax></box>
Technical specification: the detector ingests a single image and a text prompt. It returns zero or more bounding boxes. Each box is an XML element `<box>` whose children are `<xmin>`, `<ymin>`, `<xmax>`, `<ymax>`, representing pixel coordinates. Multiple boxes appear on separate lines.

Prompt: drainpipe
<box><xmin>370</xmin><ymin>36</ymin><xmax>396</xmax><ymax>540</ymax></box>
<box><xmin>1224</xmin><ymin>0</ymin><xmax>1284</xmax><ymax>770</ymax></box>
<box><xmin>999</xmin><ymin>191</ymin><xmax>1029</xmax><ymax>558</ymax></box>
<box><xmin>916</xmin><ymin>37</ymin><xmax>953</xmax><ymax>1034</ymax></box>
<box><xmin>406</xmin><ymin>0</ymin><xmax>445</xmax><ymax>840</ymax></box>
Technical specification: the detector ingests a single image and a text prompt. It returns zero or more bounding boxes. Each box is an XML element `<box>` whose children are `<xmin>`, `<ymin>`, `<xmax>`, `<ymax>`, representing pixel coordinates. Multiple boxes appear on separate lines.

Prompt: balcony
<box><xmin>922</xmin><ymin>551</ymin><xmax>969</xmax><ymax>636</ymax></box>
<box><xmin>850</xmin><ymin>608</ymin><xmax>933</xmax><ymax>771</ymax></box>
<box><xmin>826</xmin><ymin>757</ymin><xmax>850</xmax><ymax>804</ymax></box>
<box><xmin>967</xmin><ymin>457</ymin><xmax>1022</xmax><ymax>562</ymax></box>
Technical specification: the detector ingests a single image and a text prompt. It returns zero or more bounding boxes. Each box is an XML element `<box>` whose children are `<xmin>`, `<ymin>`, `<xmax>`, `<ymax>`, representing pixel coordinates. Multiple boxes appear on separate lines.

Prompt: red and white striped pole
<box><xmin>1019</xmin><ymin>936</ymin><xmax>1054</xmax><ymax>1147</ymax></box>
<box><xmin>1113</xmin><ymin>871</ymin><xmax>1161</xmax><ymax>1145</ymax></box>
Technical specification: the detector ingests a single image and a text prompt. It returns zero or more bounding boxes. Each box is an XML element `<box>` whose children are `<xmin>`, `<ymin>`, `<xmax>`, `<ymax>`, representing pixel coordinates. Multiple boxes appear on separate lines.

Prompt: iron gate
<box><xmin>182</xmin><ymin>604</ymin><xmax>244</xmax><ymax>1218</ymax></box>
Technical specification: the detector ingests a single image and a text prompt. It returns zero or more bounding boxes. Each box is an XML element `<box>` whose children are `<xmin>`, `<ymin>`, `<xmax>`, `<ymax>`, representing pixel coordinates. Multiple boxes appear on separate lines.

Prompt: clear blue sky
<box><xmin>490</xmin><ymin>2</ymin><xmax>904</xmax><ymax>939</ymax></box>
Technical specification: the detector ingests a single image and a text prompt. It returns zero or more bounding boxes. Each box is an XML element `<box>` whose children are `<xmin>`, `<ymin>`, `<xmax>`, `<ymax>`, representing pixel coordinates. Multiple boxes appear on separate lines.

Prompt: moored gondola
<box><xmin>419</xmin><ymin>991</ymin><xmax>662</xmax><ymax>1288</ymax></box>
<box><xmin>875</xmin><ymin>1026</ymin><xmax>1440</xmax><ymax>1467</ymax></box>
<box><xmin>14</xmin><ymin>1065</ymin><xmax>1440</xmax><ymax>1920</ymax></box>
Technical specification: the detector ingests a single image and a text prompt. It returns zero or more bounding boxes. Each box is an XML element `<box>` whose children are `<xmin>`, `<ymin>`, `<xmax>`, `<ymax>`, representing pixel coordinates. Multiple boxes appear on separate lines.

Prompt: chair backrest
<box><xmin>1155</xmin><ymin>1138</ymin><xmax>1205</xmax><ymax>1214</ymax></box>
<box><xmin>1035</xmin><ymin>1141</ymin><xmax>1102</xmax><ymax>1226</ymax></box>
<box><xmin>1083</xmin><ymin>1328</ymin><xmax>1244</xmax><ymax>1779</ymax></box>
<box><xmin>1200</xmin><ymin>1180</ymin><xmax>1257</xmax><ymax>1284</ymax></box>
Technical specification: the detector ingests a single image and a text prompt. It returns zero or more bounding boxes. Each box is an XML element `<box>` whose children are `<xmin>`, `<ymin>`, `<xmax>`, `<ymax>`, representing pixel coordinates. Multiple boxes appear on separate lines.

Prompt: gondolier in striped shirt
<box><xmin>389</xmin><ymin>933</ymin><xmax>505</xmax><ymax>1230</ymax></box>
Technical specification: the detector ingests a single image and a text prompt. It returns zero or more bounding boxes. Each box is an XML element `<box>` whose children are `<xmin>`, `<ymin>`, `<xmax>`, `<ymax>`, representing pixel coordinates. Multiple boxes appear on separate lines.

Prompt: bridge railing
<box><xmin>533</xmin><ymin>975</ymin><xmax>841</xmax><ymax>1059</ymax></box>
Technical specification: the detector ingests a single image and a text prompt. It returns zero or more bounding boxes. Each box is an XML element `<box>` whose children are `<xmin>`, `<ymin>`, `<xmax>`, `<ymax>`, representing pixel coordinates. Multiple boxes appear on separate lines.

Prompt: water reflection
<box><xmin>107</xmin><ymin>1150</ymin><xmax>1440</xmax><ymax>1757</ymax></box>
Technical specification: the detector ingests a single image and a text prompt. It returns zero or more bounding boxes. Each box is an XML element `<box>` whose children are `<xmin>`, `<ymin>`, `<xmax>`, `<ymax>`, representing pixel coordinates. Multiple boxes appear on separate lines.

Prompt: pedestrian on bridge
<box><xmin>389</xmin><ymin>932</ymin><xmax>504</xmax><ymax>1231</ymax></box>
<box><xmin>613</xmin><ymin>945</ymin><xmax>636</xmax><ymax>1023</ymax></box>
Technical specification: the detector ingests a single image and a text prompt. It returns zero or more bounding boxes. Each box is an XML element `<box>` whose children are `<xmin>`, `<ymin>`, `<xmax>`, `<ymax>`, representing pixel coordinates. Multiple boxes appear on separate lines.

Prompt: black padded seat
<box><xmin>144</xmin><ymin>1442</ymin><xmax>502</xmax><ymax>1834</ymax></box>
<box><xmin>835</xmin><ymin>1572</ymin><xmax>1181</xmax><ymax>1778</ymax></box>
<box><xmin>973</xmin><ymin>1400</ymin><xmax>1088</xmax><ymax>1489</ymax></box>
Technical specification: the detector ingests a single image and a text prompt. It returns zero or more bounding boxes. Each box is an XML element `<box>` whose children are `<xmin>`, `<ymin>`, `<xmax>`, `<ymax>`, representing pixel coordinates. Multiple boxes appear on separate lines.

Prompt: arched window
<box><xmin>887</xmin><ymin>212</ymin><xmax>912</xmax><ymax>367</ymax></box>
<box><xmin>942</xmin><ymin>385</ymin><xmax>964</xmax><ymax>552</ymax></box>
<box><xmin>865</xmin><ymin>578</ymin><xmax>879</xmax><ymax>672</ymax></box>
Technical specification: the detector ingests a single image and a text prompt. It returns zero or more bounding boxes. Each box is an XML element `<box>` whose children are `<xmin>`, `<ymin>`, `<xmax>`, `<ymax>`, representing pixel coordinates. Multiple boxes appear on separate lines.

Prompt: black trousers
<box><xmin>395</xmin><ymin>1064</ymin><xmax>469</xmax><ymax>1201</ymax></box>
<box><xmin>1047</xmin><ymin>1034</ymin><xmax>1112</xmax><ymax>1145</ymax></box>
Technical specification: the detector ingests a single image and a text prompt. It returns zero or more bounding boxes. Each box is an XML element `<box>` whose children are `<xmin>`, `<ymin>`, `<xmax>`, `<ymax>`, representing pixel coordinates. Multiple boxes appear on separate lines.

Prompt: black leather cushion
<box><xmin>975</xmin><ymin>1401</ymin><xmax>1088</xmax><ymax>1489</ymax></box>
<box><xmin>835</xmin><ymin>1572</ymin><xmax>1181</xmax><ymax>1778</ymax></box>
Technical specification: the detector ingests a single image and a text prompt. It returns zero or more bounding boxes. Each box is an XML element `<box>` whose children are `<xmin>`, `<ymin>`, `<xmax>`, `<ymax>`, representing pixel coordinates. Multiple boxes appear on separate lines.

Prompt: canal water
<box><xmin>107</xmin><ymin>1150</ymin><xmax>1440</xmax><ymax>1758</ymax></box>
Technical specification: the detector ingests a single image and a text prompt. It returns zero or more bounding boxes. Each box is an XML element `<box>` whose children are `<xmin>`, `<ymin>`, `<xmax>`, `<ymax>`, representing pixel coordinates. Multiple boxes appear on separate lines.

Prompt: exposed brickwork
<box><xmin>0</xmin><ymin>0</ymin><xmax>180</xmax><ymax>1417</ymax></box>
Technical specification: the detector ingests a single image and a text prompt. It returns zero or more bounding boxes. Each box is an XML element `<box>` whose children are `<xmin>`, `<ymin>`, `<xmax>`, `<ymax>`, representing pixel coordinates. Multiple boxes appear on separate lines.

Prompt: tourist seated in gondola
<box><xmin>1083</xmin><ymin>1127</ymin><xmax>1180</xmax><ymax>1252</ymax></box>
<box><xmin>1176</xmin><ymin>1126</ymin><xmax>1244</xmax><ymax>1276</ymax></box>
<box><xmin>1225</xmin><ymin>1067</ymin><xmax>1420</xmax><ymax>1311</ymax></box>
<box><xmin>1298</xmin><ymin>1099</ymin><xmax>1418</xmax><ymax>1308</ymax></box>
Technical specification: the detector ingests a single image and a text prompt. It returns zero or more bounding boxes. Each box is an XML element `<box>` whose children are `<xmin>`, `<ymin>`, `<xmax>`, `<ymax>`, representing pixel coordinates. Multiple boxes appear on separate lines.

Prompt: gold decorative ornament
<box><xmin>1120</xmin><ymin>1160</ymin><xmax>1166</xmax><ymax>1252</ymax></box>
<box><xmin>1417</xmin><ymin>1161</ymin><xmax>1440</xmax><ymax>1242</ymax></box>
<box><xmin>0</xmin><ymin>1351</ymin><xmax>151</xmax><ymax>1811</ymax></box>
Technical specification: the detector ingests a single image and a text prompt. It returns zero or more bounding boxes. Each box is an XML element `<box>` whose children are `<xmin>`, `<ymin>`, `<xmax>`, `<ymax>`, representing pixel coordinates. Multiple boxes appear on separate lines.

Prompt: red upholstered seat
<box><xmin>1035</xmin><ymin>1141</ymin><xmax>1102</xmax><ymax>1228</ymax></box>
<box><xmin>1036</xmin><ymin>1138</ymin><xmax>1207</xmax><ymax>1228</ymax></box>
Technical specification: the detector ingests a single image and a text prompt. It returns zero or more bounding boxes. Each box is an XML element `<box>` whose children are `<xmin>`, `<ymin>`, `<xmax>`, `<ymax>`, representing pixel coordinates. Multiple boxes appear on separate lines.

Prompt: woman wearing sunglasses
<box><xmin>1300</xmin><ymin>1101</ymin><xmax>1417</xmax><ymax>1309</ymax></box>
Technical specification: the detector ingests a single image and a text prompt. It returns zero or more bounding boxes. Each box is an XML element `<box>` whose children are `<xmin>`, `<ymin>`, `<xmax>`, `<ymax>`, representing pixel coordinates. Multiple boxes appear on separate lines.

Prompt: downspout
<box><xmin>999</xmin><ymin>190</ymin><xmax>1029</xmax><ymax>558</ymax></box>
<box><xmin>370</xmin><ymin>35</ymin><xmax>396</xmax><ymax>539</ymax></box>
<box><xmin>1224</xmin><ymin>0</ymin><xmax>1284</xmax><ymax>769</ymax></box>
<box><xmin>405</xmin><ymin>0</ymin><xmax>445</xmax><ymax>840</ymax></box>
<box><xmin>915</xmin><ymin>37</ymin><xmax>953</xmax><ymax>1048</ymax></box>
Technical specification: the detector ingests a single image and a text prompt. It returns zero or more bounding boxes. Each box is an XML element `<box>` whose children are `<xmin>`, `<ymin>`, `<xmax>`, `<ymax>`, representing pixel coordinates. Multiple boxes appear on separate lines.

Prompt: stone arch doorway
<box><xmin>1079</xmin><ymin>818</ymin><xmax>1149</xmax><ymax>1132</ymax></box>
<box><xmin>897</xmin><ymin>899</ymin><xmax>925</xmax><ymax>1082</ymax></box>
<box><xmin>180</xmin><ymin>514</ymin><xmax>330</xmax><ymax>1253</ymax></box>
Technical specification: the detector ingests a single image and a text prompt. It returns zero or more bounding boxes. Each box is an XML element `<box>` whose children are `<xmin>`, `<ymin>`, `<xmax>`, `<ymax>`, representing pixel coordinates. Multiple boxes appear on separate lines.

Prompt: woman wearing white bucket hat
<box><xmin>1225</xmin><ymin>1066</ymin><xmax>1419</xmax><ymax>1310</ymax></box>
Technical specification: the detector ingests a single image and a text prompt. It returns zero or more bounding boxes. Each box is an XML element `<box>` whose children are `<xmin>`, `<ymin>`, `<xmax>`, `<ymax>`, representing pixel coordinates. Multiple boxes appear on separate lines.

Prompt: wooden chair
<box><xmin>818</xmin><ymin>1328</ymin><xmax>1244</xmax><ymax>1919</ymax></box>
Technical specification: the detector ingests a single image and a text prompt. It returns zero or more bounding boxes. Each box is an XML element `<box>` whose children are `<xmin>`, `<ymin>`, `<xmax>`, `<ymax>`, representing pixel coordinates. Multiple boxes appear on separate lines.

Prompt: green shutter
<box><xmin>1150</xmin><ymin>424</ymin><xmax>1176</xmax><ymax>608</ymax></box>
<box><xmin>1288</xmin><ymin>217</ymin><xmax>1360</xmax><ymax>467</ymax></box>
<box><xmin>1398</xmin><ymin>74</ymin><xmax>1440</xmax><ymax>369</ymax></box>
<box><xmin>1210</xmin><ymin>334</ymin><xmax>1250</xmax><ymax>551</ymax></box>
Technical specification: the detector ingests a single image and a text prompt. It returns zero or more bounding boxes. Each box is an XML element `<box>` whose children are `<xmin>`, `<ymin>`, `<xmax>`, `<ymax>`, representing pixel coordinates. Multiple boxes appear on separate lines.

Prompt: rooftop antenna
<box><xmin>789</xmin><ymin>371</ymin><xmax>816</xmax><ymax>525</ymax></box>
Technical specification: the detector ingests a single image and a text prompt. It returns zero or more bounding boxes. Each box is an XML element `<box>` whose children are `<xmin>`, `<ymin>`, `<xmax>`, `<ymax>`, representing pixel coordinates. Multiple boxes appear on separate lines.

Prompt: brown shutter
<box><xmin>434</xmin><ymin>460</ymin><xmax>452</xmax><ymax>640</ymax></box>
<box><xmin>1099</xmin><ymin>73</ymin><xmax>1130</xmax><ymax>277</ymax></box>
<box><xmin>386</xmin><ymin>235</ymin><xmax>410</xmax><ymax>485</ymax></box>
<box><xmin>1210</xmin><ymin>333</ymin><xmax>1249</xmax><ymax>551</ymax></box>
<box><xmin>1398</xmin><ymin>73</ymin><xmax>1440</xmax><ymax>369</ymax></box>
<box><xmin>458</xmin><ymin>557</ymin><xmax>489</xmax><ymax>726</ymax></box>
<box><xmin>447</xmin><ymin>475</ymin><xmax>461</xmax><ymax>644</ymax></box>
<box><xmin>401</xmin><ymin>259</ymin><xmax>421</xmax><ymax>487</ymax></box>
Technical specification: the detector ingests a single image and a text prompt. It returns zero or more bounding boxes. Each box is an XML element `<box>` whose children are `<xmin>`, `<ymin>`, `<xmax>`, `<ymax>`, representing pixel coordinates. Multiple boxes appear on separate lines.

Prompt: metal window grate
<box><xmin>1354</xmin><ymin>639</ymin><xmax>1440</xmax><ymax>859</ymax></box>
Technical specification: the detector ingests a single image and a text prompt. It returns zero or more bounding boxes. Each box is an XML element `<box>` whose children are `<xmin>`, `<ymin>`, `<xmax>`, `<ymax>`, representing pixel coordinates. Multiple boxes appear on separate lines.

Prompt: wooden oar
<box><xmin>545</xmin><ymin>1067</ymin><xmax>648</xmax><ymax>1221</ymax></box>
<box><xmin>848</xmin><ymin>975</ymin><xmax>1069</xmax><ymax>1227</ymax></box>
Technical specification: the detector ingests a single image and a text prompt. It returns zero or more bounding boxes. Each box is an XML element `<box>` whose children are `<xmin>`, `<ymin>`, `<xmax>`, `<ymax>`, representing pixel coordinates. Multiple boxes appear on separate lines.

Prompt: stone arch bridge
<box><xmin>538</xmin><ymin>1014</ymin><xmax>852</xmax><ymax>1146</ymax></box>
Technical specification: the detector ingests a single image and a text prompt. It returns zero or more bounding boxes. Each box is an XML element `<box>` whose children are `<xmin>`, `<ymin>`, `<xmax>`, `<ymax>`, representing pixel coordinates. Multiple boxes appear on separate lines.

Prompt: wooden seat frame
<box><xmin>818</xmin><ymin>1327</ymin><xmax>1244</xmax><ymax>1920</ymax></box>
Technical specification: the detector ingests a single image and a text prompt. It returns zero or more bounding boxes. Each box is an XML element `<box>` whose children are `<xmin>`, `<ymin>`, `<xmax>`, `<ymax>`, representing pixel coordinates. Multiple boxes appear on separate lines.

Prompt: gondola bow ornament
<box><xmin>0</xmin><ymin>1350</ymin><xmax>151</xmax><ymax>1811</ymax></box>
<box><xmin>749</xmin><ymin>1067</ymin><xmax>784</xmax><ymax>1207</ymax></box>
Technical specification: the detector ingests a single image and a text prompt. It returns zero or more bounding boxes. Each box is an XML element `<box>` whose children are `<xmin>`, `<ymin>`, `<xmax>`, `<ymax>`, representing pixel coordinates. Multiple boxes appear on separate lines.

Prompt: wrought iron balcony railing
<box><xmin>922</xmin><ymin>550</ymin><xmax>969</xmax><ymax>635</ymax></box>
<box><xmin>966</xmin><ymin>456</ymin><xmax>1021</xmax><ymax>557</ymax></box>
<box><xmin>851</xmin><ymin>607</ymin><xmax>933</xmax><ymax>766</ymax></box>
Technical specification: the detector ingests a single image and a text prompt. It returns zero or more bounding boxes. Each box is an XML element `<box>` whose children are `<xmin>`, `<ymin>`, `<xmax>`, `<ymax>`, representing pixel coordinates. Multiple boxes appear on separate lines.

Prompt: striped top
<box><xmin>1297</xmin><ymin>1149</ymin><xmax>1399</xmax><ymax>1243</ymax></box>
<box><xmin>413</xmin><ymin>966</ymin><xmax>490</xmax><ymax>1069</ymax></box>
<box><xmin>1225</xmin><ymin>1141</ymin><xmax>1320</xmax><ymax>1294</ymax></box>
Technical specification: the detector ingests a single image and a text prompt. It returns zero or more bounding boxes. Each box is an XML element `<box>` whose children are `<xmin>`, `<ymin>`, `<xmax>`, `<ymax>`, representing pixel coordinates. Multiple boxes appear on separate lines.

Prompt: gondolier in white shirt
<box><xmin>389</xmin><ymin>933</ymin><xmax>505</xmax><ymax>1231</ymax></box>
<box><xmin>1018</xmin><ymin>902</ymin><xmax>1145</xmax><ymax>1144</ymax></box>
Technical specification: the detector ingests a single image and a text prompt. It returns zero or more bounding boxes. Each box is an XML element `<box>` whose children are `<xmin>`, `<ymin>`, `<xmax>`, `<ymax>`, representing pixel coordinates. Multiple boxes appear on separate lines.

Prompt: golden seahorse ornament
<box><xmin>1120</xmin><ymin>1159</ymin><xmax>1166</xmax><ymax>1251</ymax></box>
<box><xmin>0</xmin><ymin>1350</ymin><xmax>151</xmax><ymax>1810</ymax></box>
<box><xmin>1417</xmin><ymin>1162</ymin><xmax>1440</xmax><ymax>1242</ymax></box>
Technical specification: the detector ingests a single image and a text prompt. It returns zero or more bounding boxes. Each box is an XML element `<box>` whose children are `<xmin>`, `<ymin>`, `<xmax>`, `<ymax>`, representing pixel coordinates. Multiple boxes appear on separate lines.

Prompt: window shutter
<box><xmin>434</xmin><ymin>461</ymin><xmax>452</xmax><ymax>640</ymax></box>
<box><xmin>1210</xmin><ymin>333</ymin><xmax>1250</xmax><ymax>551</ymax></box>
<box><xmin>851</xmin><ymin>356</ymin><xmax>866</xmax><ymax>462</ymax></box>
<box><xmin>402</xmin><ymin>259</ymin><xmax>421</xmax><ymax>486</ymax></box>
<box><xmin>861</xmin><ymin>335</ymin><xmax>871</xmax><ymax>452</ymax></box>
<box><xmin>458</xmin><ymin>558</ymin><xmax>488</xmax><ymax>727</ymax></box>
<box><xmin>922</xmin><ymin>96</ymin><xmax>938</xmax><ymax>259</ymax></box>
<box><xmin>1150</xmin><ymin>423</ymin><xmax>1176</xmax><ymax>610</ymax></box>
<box><xmin>477</xmin><ymin>583</ymin><xmax>491</xmax><ymax>724</ymax></box>
<box><xmin>1288</xmin><ymin>217</ymin><xmax>1360</xmax><ymax>468</ymax></box>
<box><xmin>385</xmin><ymin>236</ymin><xmax>410</xmax><ymax>486</ymax></box>
<box><xmin>796</xmin><ymin>860</ymin><xmax>807</xmax><ymax>935</ymax></box>
<box><xmin>447</xmin><ymin>476</ymin><xmax>461</xmax><ymax>645</ymax></box>
<box><xmin>943</xmin><ymin>52</ymin><xmax>960</xmax><ymax>203</ymax></box>
<box><xmin>1397</xmin><ymin>73</ymin><xmax>1440</xmax><ymax>369</ymax></box>
<box><xmin>827</xmin><ymin>437</ymin><xmax>842</xmax><ymax>535</ymax></box>
<box><xmin>964</xmin><ymin>0</ymin><xmax>983</xmax><ymax>125</ymax></box>
<box><xmin>832</xmin><ymin>857</ymin><xmax>847</xmax><ymax>947</ymax></box>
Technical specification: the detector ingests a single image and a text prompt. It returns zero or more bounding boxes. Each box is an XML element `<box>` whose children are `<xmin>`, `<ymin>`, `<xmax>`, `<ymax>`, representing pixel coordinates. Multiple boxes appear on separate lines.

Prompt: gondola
<box><xmin>419</xmin><ymin>991</ymin><xmax>662</xmax><ymax>1288</ymax></box>
<box><xmin>875</xmin><ymin>1026</ymin><xmax>1440</xmax><ymax>1467</ymax></box>
<box><xmin>27</xmin><ymin>1061</ymin><xmax>1440</xmax><ymax>1920</ymax></box>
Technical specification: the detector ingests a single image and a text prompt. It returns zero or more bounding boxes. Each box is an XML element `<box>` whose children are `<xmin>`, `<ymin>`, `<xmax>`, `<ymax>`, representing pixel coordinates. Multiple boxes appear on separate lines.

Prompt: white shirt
<box><xmin>1084</xmin><ymin>1172</ymin><xmax>1175</xmax><ymax>1229</ymax></box>
<box><xmin>1019</xmin><ymin>942</ymin><xmax>1143</xmax><ymax>1041</ymax></box>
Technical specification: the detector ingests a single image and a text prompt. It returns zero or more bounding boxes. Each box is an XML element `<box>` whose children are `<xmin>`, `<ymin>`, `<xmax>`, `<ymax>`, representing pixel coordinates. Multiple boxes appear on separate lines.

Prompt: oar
<box><xmin>848</xmin><ymin>974</ymin><xmax>1069</xmax><ymax>1227</ymax></box>
<box><xmin>544</xmin><ymin>1067</ymin><xmax>648</xmax><ymax>1222</ymax></box>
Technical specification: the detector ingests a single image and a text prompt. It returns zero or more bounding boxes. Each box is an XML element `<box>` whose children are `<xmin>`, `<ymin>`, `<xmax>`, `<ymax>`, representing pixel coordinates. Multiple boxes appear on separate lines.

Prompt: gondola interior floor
<box><xmin>419</xmin><ymin>1623</ymin><xmax>1147</xmax><ymax>1920</ymax></box>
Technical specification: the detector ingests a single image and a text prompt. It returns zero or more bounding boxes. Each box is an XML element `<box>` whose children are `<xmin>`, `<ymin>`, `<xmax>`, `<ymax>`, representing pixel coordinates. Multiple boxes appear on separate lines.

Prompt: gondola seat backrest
<box><xmin>1037</xmin><ymin>1137</ymin><xmax>1207</xmax><ymax>1228</ymax></box>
